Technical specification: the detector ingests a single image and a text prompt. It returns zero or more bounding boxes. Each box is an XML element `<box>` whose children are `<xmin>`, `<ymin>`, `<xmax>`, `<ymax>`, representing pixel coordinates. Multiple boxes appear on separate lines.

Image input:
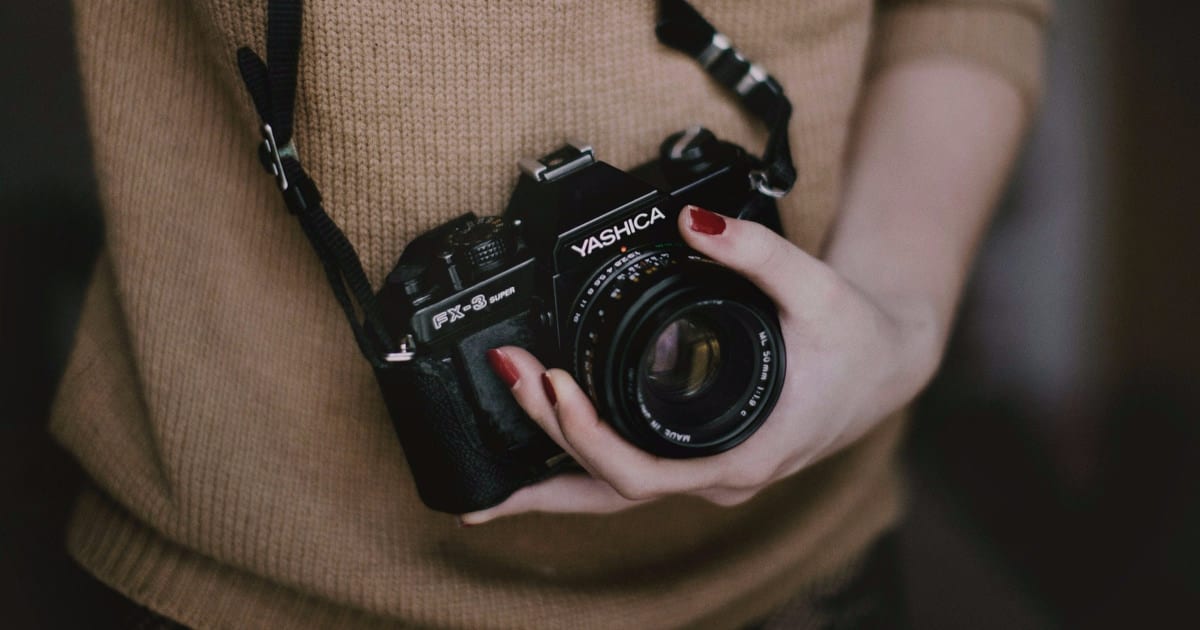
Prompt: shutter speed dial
<box><xmin>447</xmin><ymin>216</ymin><xmax>513</xmax><ymax>277</ymax></box>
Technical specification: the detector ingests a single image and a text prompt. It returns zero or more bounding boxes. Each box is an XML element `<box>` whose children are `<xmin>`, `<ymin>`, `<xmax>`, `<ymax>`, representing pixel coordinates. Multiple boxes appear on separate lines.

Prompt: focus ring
<box><xmin>566</xmin><ymin>244</ymin><xmax>785</xmax><ymax>458</ymax></box>
<box><xmin>570</xmin><ymin>247</ymin><xmax>682</xmax><ymax>402</ymax></box>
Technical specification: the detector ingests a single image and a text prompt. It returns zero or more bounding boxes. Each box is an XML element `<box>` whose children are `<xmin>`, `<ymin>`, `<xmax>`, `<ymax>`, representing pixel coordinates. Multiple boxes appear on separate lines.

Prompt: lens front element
<box><xmin>642</xmin><ymin>316</ymin><xmax>722</xmax><ymax>403</ymax></box>
<box><xmin>570</xmin><ymin>244</ymin><xmax>785</xmax><ymax>458</ymax></box>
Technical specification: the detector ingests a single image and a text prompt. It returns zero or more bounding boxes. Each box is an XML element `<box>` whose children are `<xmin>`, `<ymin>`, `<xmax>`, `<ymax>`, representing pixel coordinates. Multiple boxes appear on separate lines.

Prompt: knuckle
<box><xmin>613</xmin><ymin>483</ymin><xmax>654</xmax><ymax>502</ymax></box>
<box><xmin>713</xmin><ymin>494</ymin><xmax>740</xmax><ymax>507</ymax></box>
<box><xmin>609</xmin><ymin>475</ymin><xmax>656</xmax><ymax>501</ymax></box>
<box><xmin>556</xmin><ymin>410</ymin><xmax>601</xmax><ymax>445</ymax></box>
<box><xmin>527</xmin><ymin>404</ymin><xmax>563</xmax><ymax>431</ymax></box>
<box><xmin>737</xmin><ymin>488</ymin><xmax>761</xmax><ymax>505</ymax></box>
<box><xmin>776</xmin><ymin>454</ymin><xmax>810</xmax><ymax>480</ymax></box>
<box><xmin>730</xmin><ymin>460</ymin><xmax>774</xmax><ymax>489</ymax></box>
<box><xmin>708</xmin><ymin>490</ymin><xmax>755</xmax><ymax>508</ymax></box>
<box><xmin>738</xmin><ymin>224</ymin><xmax>783</xmax><ymax>269</ymax></box>
<box><xmin>524</xmin><ymin>409</ymin><xmax>554</xmax><ymax>432</ymax></box>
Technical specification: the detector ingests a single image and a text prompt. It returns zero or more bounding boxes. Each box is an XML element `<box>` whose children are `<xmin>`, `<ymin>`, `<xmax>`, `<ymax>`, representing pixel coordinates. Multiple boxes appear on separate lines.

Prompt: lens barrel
<box><xmin>569</xmin><ymin>245</ymin><xmax>785</xmax><ymax>457</ymax></box>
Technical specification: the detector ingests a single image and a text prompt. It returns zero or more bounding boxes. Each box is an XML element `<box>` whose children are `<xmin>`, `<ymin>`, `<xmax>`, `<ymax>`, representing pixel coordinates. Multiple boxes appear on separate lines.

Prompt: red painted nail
<box><xmin>487</xmin><ymin>348</ymin><xmax>519</xmax><ymax>388</ymax></box>
<box><xmin>541</xmin><ymin>373</ymin><xmax>558</xmax><ymax>406</ymax></box>
<box><xmin>687</xmin><ymin>205</ymin><xmax>726</xmax><ymax>235</ymax></box>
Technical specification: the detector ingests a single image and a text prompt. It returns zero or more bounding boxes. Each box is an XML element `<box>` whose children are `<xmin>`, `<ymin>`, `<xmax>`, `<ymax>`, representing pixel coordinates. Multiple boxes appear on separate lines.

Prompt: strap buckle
<box><xmin>697</xmin><ymin>32</ymin><xmax>770</xmax><ymax>97</ymax></box>
<box><xmin>696</xmin><ymin>33</ymin><xmax>731</xmax><ymax>68</ymax></box>
<box><xmin>260</xmin><ymin>123</ymin><xmax>298</xmax><ymax>191</ymax></box>
<box><xmin>749</xmin><ymin>170</ymin><xmax>788</xmax><ymax>199</ymax></box>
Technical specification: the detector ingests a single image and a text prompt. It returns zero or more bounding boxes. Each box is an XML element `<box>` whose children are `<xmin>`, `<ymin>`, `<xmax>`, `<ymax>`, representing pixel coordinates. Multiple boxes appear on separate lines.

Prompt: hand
<box><xmin>461</xmin><ymin>205</ymin><xmax>942</xmax><ymax>525</ymax></box>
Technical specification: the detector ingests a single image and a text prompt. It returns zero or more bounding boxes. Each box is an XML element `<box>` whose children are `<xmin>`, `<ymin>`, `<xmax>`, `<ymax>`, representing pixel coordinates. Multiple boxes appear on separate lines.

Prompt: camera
<box><xmin>374</xmin><ymin>127</ymin><xmax>787</xmax><ymax>513</ymax></box>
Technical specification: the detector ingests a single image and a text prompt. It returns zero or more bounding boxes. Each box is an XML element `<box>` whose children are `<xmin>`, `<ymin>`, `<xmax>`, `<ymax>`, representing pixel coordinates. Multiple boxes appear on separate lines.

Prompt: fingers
<box><xmin>697</xmin><ymin>487</ymin><xmax>758</xmax><ymax>508</ymax></box>
<box><xmin>487</xmin><ymin>346</ymin><xmax>552</xmax><ymax>427</ymax></box>
<box><xmin>489</xmin><ymin>345</ymin><xmax>727</xmax><ymax>500</ymax></box>
<box><xmin>677</xmin><ymin>204</ymin><xmax>836</xmax><ymax>317</ymax></box>
<box><xmin>487</xmin><ymin>346</ymin><xmax>588</xmax><ymax>467</ymax></box>
<box><xmin>490</xmin><ymin>347</ymin><xmax>757</xmax><ymax>500</ymax></box>
<box><xmin>459</xmin><ymin>474</ymin><xmax>646</xmax><ymax>525</ymax></box>
<box><xmin>542</xmin><ymin>369</ymin><xmax>725</xmax><ymax>500</ymax></box>
<box><xmin>459</xmin><ymin>476</ymin><xmax>761</xmax><ymax>526</ymax></box>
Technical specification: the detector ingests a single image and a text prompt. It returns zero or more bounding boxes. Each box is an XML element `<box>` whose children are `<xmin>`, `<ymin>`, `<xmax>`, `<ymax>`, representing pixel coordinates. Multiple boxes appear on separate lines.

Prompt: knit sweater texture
<box><xmin>54</xmin><ymin>1</ymin><xmax>1046</xmax><ymax>628</ymax></box>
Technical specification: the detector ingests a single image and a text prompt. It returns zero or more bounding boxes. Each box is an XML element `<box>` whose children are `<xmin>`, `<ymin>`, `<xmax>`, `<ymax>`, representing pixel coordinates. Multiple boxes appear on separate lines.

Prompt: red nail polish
<box><xmin>541</xmin><ymin>373</ymin><xmax>558</xmax><ymax>405</ymax></box>
<box><xmin>687</xmin><ymin>205</ymin><xmax>726</xmax><ymax>235</ymax></box>
<box><xmin>487</xmin><ymin>348</ymin><xmax>519</xmax><ymax>388</ymax></box>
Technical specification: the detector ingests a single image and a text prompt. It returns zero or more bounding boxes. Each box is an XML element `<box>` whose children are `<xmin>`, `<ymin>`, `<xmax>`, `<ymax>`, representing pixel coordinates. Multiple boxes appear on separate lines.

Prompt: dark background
<box><xmin>2</xmin><ymin>1</ymin><xmax>1198</xmax><ymax>628</ymax></box>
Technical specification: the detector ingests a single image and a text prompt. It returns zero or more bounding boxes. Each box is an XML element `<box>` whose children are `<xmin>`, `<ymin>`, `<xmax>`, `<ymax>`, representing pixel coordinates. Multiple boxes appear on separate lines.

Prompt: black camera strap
<box><xmin>656</xmin><ymin>0</ymin><xmax>797</xmax><ymax>197</ymax></box>
<box><xmin>236</xmin><ymin>0</ymin><xmax>398</xmax><ymax>368</ymax></box>
<box><xmin>234</xmin><ymin>0</ymin><xmax>794</xmax><ymax>368</ymax></box>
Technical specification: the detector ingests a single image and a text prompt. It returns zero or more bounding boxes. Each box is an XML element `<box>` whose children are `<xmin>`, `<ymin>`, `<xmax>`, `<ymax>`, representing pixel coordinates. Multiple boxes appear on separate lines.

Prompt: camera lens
<box><xmin>634</xmin><ymin>304</ymin><xmax>768</xmax><ymax>441</ymax></box>
<box><xmin>642</xmin><ymin>316</ymin><xmax>722</xmax><ymax>404</ymax></box>
<box><xmin>569</xmin><ymin>244</ymin><xmax>785</xmax><ymax>458</ymax></box>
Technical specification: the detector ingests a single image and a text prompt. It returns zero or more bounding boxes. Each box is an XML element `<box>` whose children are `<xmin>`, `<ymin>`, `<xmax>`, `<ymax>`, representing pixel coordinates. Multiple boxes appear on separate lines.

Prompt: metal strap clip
<box><xmin>696</xmin><ymin>33</ymin><xmax>731</xmax><ymax>69</ymax></box>
<box><xmin>260</xmin><ymin>123</ymin><xmax>298</xmax><ymax>191</ymax></box>
<box><xmin>749</xmin><ymin>170</ymin><xmax>788</xmax><ymax>199</ymax></box>
<box><xmin>384</xmin><ymin>334</ymin><xmax>417</xmax><ymax>363</ymax></box>
<box><xmin>696</xmin><ymin>33</ymin><xmax>772</xmax><ymax>98</ymax></box>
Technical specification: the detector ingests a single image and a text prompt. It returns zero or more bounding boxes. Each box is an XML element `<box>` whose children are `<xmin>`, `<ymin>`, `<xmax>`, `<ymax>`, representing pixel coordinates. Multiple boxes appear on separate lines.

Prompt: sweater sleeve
<box><xmin>869</xmin><ymin>0</ymin><xmax>1051</xmax><ymax>114</ymax></box>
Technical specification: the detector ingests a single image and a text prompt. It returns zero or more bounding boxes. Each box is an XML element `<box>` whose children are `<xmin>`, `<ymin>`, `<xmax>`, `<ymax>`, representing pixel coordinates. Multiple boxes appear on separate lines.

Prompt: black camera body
<box><xmin>375</xmin><ymin>128</ymin><xmax>787</xmax><ymax>513</ymax></box>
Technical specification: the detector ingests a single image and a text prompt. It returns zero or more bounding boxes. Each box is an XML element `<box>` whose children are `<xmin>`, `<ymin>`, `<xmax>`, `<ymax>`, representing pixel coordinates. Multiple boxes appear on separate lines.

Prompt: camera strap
<box><xmin>236</xmin><ymin>0</ymin><xmax>398</xmax><ymax>368</ymax></box>
<box><xmin>234</xmin><ymin>0</ymin><xmax>794</xmax><ymax>367</ymax></box>
<box><xmin>656</xmin><ymin>0</ymin><xmax>797</xmax><ymax>198</ymax></box>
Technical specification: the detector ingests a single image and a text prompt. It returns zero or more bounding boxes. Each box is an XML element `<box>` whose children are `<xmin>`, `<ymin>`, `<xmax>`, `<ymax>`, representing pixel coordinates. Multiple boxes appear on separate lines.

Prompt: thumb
<box><xmin>677</xmin><ymin>204</ymin><xmax>831</xmax><ymax>315</ymax></box>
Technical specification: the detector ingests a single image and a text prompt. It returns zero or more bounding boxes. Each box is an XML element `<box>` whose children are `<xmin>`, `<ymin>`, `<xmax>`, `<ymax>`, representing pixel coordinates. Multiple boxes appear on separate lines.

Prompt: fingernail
<box><xmin>456</xmin><ymin>516</ymin><xmax>475</xmax><ymax>528</ymax></box>
<box><xmin>541</xmin><ymin>372</ymin><xmax>558</xmax><ymax>406</ymax></box>
<box><xmin>686</xmin><ymin>205</ymin><xmax>726</xmax><ymax>235</ymax></box>
<box><xmin>487</xmin><ymin>348</ymin><xmax>519</xmax><ymax>388</ymax></box>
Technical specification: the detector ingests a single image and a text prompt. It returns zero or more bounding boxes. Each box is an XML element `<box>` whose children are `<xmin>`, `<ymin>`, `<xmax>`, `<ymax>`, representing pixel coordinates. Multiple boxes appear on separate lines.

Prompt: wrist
<box><xmin>856</xmin><ymin>283</ymin><xmax>948</xmax><ymax>409</ymax></box>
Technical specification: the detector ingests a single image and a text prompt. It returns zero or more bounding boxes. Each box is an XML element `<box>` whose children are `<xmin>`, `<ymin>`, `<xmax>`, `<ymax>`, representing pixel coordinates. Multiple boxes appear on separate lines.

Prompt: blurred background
<box><xmin>2</xmin><ymin>1</ymin><xmax>1197</xmax><ymax>628</ymax></box>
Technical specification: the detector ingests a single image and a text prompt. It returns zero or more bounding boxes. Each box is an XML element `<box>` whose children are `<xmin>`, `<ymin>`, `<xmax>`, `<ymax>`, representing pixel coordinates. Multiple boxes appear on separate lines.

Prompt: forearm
<box><xmin>825</xmin><ymin>59</ymin><xmax>1027</xmax><ymax>361</ymax></box>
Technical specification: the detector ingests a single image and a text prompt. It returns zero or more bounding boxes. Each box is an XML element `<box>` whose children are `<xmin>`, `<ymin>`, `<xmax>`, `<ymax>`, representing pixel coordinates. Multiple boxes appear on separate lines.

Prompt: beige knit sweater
<box><xmin>54</xmin><ymin>1</ymin><xmax>1046</xmax><ymax>628</ymax></box>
